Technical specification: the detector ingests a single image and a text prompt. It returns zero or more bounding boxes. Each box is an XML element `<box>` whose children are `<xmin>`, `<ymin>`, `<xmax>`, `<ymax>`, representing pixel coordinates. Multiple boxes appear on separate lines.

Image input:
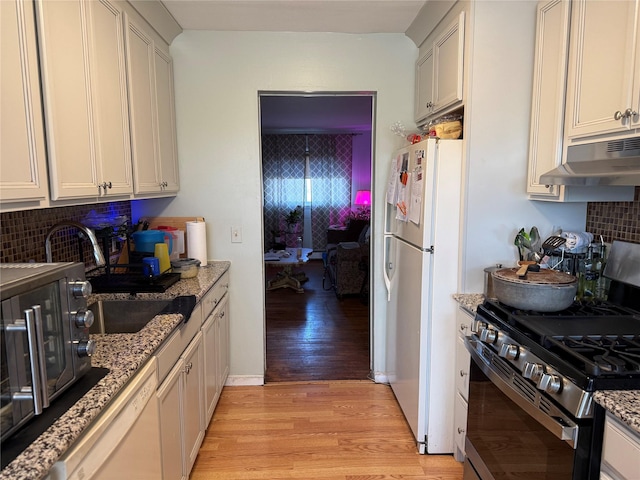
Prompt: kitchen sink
<box><xmin>88</xmin><ymin>299</ymin><xmax>173</xmax><ymax>334</ymax></box>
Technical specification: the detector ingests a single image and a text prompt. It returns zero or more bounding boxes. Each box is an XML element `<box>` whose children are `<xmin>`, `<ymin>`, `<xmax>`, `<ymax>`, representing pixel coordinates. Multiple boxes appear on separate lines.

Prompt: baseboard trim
<box><xmin>224</xmin><ymin>375</ymin><xmax>264</xmax><ymax>386</ymax></box>
<box><xmin>373</xmin><ymin>372</ymin><xmax>389</xmax><ymax>384</ymax></box>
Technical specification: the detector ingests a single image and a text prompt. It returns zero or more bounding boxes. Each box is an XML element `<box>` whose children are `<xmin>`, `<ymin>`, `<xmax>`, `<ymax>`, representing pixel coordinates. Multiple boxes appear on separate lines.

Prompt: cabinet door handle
<box><xmin>460</xmin><ymin>370</ymin><xmax>468</xmax><ymax>377</ymax></box>
<box><xmin>615</xmin><ymin>109</ymin><xmax>638</xmax><ymax>121</ymax></box>
<box><xmin>458</xmin><ymin>427</ymin><xmax>465</xmax><ymax>434</ymax></box>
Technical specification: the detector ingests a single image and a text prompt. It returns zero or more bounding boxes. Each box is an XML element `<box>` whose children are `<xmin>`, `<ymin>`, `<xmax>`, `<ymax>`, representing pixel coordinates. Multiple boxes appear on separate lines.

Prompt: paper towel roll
<box><xmin>186</xmin><ymin>221</ymin><xmax>207</xmax><ymax>266</ymax></box>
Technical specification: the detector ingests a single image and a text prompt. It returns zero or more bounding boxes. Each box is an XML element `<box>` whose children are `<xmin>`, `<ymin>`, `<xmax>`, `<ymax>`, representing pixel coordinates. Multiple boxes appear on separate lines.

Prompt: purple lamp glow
<box><xmin>354</xmin><ymin>190</ymin><xmax>371</xmax><ymax>206</ymax></box>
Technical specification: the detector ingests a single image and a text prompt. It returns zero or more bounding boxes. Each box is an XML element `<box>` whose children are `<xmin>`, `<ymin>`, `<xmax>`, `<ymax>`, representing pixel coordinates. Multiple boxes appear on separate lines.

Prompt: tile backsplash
<box><xmin>1</xmin><ymin>202</ymin><xmax>131</xmax><ymax>268</ymax></box>
<box><xmin>585</xmin><ymin>186</ymin><xmax>640</xmax><ymax>244</ymax></box>
<box><xmin>0</xmin><ymin>187</ymin><xmax>637</xmax><ymax>268</ymax></box>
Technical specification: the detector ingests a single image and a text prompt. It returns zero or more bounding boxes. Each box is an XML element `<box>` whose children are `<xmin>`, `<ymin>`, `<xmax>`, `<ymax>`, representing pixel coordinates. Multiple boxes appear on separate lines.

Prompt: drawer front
<box><xmin>201</xmin><ymin>271</ymin><xmax>229</xmax><ymax>321</ymax></box>
<box><xmin>155</xmin><ymin>302</ymin><xmax>202</xmax><ymax>383</ymax></box>
<box><xmin>454</xmin><ymin>391</ymin><xmax>468</xmax><ymax>461</ymax></box>
<box><xmin>455</xmin><ymin>335</ymin><xmax>471</xmax><ymax>399</ymax></box>
<box><xmin>457</xmin><ymin>306</ymin><xmax>474</xmax><ymax>337</ymax></box>
<box><xmin>602</xmin><ymin>413</ymin><xmax>640</xmax><ymax>480</ymax></box>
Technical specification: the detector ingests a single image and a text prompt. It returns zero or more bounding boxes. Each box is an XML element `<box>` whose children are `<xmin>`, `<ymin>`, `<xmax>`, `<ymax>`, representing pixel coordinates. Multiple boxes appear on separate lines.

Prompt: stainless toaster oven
<box><xmin>1</xmin><ymin>263</ymin><xmax>94</xmax><ymax>442</ymax></box>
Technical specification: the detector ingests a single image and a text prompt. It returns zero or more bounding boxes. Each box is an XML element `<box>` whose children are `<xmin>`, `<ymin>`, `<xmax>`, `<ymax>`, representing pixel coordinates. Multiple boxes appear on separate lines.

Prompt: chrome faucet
<box><xmin>45</xmin><ymin>220</ymin><xmax>106</xmax><ymax>267</ymax></box>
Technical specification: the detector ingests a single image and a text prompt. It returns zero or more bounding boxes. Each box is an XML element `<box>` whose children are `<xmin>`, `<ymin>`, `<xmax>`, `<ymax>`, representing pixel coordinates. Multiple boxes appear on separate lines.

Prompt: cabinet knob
<box><xmin>458</xmin><ymin>427</ymin><xmax>465</xmax><ymax>434</ymax></box>
<box><xmin>460</xmin><ymin>323</ymin><xmax>468</xmax><ymax>331</ymax></box>
<box><xmin>459</xmin><ymin>370</ymin><xmax>468</xmax><ymax>377</ymax></box>
<box><xmin>615</xmin><ymin>109</ymin><xmax>638</xmax><ymax>121</ymax></box>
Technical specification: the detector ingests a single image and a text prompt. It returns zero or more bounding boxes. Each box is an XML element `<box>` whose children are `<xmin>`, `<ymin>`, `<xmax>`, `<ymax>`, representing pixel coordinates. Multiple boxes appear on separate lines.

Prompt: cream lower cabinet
<box><xmin>158</xmin><ymin>331</ymin><xmax>204</xmax><ymax>480</ymax></box>
<box><xmin>453</xmin><ymin>306</ymin><xmax>473</xmax><ymax>462</ymax></box>
<box><xmin>125</xmin><ymin>14</ymin><xmax>179</xmax><ymax>196</ymax></box>
<box><xmin>156</xmin><ymin>301</ymin><xmax>205</xmax><ymax>480</ymax></box>
<box><xmin>36</xmin><ymin>0</ymin><xmax>133</xmax><ymax>200</ymax></box>
<box><xmin>0</xmin><ymin>0</ymin><xmax>48</xmax><ymax>207</ymax></box>
<box><xmin>600</xmin><ymin>412</ymin><xmax>640</xmax><ymax>480</ymax></box>
<box><xmin>201</xmin><ymin>271</ymin><xmax>230</xmax><ymax>427</ymax></box>
<box><xmin>202</xmin><ymin>297</ymin><xmax>229</xmax><ymax>425</ymax></box>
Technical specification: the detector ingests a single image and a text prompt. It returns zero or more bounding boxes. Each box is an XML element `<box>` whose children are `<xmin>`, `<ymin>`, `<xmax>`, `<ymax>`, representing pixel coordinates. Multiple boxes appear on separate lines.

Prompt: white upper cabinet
<box><xmin>155</xmin><ymin>44</ymin><xmax>180</xmax><ymax>193</ymax></box>
<box><xmin>415</xmin><ymin>48</ymin><xmax>435</xmax><ymax>122</ymax></box>
<box><xmin>564</xmin><ymin>0</ymin><xmax>640</xmax><ymax>140</ymax></box>
<box><xmin>125</xmin><ymin>14</ymin><xmax>180</xmax><ymax>195</ymax></box>
<box><xmin>527</xmin><ymin>0</ymin><xmax>570</xmax><ymax>199</ymax></box>
<box><xmin>36</xmin><ymin>0</ymin><xmax>132</xmax><ymax>200</ymax></box>
<box><xmin>415</xmin><ymin>12</ymin><xmax>465</xmax><ymax>123</ymax></box>
<box><xmin>527</xmin><ymin>0</ymin><xmax>636</xmax><ymax>202</ymax></box>
<box><xmin>0</xmin><ymin>0</ymin><xmax>48</xmax><ymax>205</ymax></box>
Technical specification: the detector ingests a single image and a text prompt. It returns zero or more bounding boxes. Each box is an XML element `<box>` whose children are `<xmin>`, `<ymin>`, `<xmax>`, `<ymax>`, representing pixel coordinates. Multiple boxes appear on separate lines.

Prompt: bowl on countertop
<box><xmin>171</xmin><ymin>258</ymin><xmax>201</xmax><ymax>278</ymax></box>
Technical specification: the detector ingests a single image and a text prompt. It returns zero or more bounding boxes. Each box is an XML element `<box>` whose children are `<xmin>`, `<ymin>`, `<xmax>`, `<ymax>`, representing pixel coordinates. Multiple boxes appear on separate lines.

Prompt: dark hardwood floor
<box><xmin>265</xmin><ymin>259</ymin><xmax>370</xmax><ymax>382</ymax></box>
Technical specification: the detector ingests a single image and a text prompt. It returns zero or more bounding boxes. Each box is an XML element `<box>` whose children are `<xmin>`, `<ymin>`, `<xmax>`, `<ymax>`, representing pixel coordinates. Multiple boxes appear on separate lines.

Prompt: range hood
<box><xmin>539</xmin><ymin>136</ymin><xmax>640</xmax><ymax>186</ymax></box>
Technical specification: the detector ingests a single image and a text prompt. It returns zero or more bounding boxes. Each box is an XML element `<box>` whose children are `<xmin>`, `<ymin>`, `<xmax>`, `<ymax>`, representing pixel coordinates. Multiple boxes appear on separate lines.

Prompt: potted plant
<box><xmin>284</xmin><ymin>205</ymin><xmax>303</xmax><ymax>233</ymax></box>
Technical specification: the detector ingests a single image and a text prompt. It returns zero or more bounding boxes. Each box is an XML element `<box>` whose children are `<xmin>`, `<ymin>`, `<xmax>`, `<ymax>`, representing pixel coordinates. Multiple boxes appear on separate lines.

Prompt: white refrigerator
<box><xmin>383</xmin><ymin>137</ymin><xmax>463</xmax><ymax>454</ymax></box>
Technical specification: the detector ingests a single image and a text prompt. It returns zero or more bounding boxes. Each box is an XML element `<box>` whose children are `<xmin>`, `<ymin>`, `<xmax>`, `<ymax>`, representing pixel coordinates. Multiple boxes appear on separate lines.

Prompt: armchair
<box><xmin>324</xmin><ymin>220</ymin><xmax>370</xmax><ymax>298</ymax></box>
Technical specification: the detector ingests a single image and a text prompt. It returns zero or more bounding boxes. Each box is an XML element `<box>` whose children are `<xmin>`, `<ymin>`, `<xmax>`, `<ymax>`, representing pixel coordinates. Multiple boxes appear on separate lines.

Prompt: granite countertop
<box><xmin>452</xmin><ymin>293</ymin><xmax>640</xmax><ymax>436</ymax></box>
<box><xmin>594</xmin><ymin>391</ymin><xmax>640</xmax><ymax>436</ymax></box>
<box><xmin>0</xmin><ymin>262</ymin><xmax>230</xmax><ymax>480</ymax></box>
<box><xmin>452</xmin><ymin>293</ymin><xmax>485</xmax><ymax>314</ymax></box>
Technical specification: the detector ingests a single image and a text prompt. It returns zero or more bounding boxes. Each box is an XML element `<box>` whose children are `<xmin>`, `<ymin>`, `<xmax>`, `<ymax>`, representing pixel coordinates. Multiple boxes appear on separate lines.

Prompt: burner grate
<box><xmin>544</xmin><ymin>335</ymin><xmax>640</xmax><ymax>376</ymax></box>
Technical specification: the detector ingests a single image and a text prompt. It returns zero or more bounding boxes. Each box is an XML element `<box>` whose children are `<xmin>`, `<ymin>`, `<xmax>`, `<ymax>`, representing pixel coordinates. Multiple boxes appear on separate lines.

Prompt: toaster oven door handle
<box><xmin>7</xmin><ymin>307</ymin><xmax>45</xmax><ymax>414</ymax></box>
<box><xmin>31</xmin><ymin>305</ymin><xmax>49</xmax><ymax>409</ymax></box>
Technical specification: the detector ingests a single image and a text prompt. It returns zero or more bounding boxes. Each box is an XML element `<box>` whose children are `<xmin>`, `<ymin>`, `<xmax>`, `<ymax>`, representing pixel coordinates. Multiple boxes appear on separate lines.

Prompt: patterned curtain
<box><xmin>262</xmin><ymin>134</ymin><xmax>352</xmax><ymax>251</ymax></box>
<box><xmin>262</xmin><ymin>135</ymin><xmax>306</xmax><ymax>249</ymax></box>
<box><xmin>308</xmin><ymin>135</ymin><xmax>352</xmax><ymax>250</ymax></box>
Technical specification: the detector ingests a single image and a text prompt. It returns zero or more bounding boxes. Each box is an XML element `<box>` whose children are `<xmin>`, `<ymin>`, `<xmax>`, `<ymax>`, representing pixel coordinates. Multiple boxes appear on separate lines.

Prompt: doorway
<box><xmin>259</xmin><ymin>92</ymin><xmax>375</xmax><ymax>382</ymax></box>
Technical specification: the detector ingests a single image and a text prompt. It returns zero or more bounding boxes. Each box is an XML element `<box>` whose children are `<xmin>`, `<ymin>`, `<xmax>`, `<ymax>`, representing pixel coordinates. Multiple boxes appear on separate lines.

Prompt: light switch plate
<box><xmin>231</xmin><ymin>226</ymin><xmax>242</xmax><ymax>243</ymax></box>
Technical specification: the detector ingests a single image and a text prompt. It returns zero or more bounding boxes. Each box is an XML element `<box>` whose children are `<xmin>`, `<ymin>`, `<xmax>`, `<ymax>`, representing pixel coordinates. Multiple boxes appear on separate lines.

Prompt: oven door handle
<box><xmin>6</xmin><ymin>307</ymin><xmax>45</xmax><ymax>414</ymax></box>
<box><xmin>465</xmin><ymin>336</ymin><xmax>579</xmax><ymax>448</ymax></box>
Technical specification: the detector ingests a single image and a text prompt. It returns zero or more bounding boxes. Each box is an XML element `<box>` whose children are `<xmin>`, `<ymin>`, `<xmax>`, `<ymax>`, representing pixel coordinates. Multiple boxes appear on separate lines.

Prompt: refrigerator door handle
<box><xmin>383</xmin><ymin>236</ymin><xmax>392</xmax><ymax>301</ymax></box>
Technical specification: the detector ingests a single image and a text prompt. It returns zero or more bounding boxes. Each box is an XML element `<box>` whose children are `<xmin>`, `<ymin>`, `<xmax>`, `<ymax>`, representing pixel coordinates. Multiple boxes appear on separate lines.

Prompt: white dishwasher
<box><xmin>47</xmin><ymin>359</ymin><xmax>162</xmax><ymax>480</ymax></box>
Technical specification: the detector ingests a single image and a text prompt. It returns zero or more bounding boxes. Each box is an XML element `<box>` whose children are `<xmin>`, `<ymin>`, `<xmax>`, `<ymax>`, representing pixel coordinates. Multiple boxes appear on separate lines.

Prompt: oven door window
<box><xmin>466</xmin><ymin>355</ymin><xmax>575</xmax><ymax>479</ymax></box>
<box><xmin>1</xmin><ymin>282</ymin><xmax>74</xmax><ymax>433</ymax></box>
<box><xmin>15</xmin><ymin>283</ymin><xmax>74</xmax><ymax>395</ymax></box>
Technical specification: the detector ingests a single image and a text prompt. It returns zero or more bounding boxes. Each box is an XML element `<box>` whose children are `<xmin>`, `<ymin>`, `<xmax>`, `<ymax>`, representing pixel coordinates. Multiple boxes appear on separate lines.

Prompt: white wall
<box><xmin>459</xmin><ymin>1</ymin><xmax>587</xmax><ymax>292</ymax></box>
<box><xmin>141</xmin><ymin>31</ymin><xmax>417</xmax><ymax>382</ymax></box>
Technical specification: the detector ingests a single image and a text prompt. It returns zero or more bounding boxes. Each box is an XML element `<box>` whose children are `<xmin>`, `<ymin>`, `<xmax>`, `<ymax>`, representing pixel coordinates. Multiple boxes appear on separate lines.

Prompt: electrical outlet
<box><xmin>231</xmin><ymin>226</ymin><xmax>242</xmax><ymax>243</ymax></box>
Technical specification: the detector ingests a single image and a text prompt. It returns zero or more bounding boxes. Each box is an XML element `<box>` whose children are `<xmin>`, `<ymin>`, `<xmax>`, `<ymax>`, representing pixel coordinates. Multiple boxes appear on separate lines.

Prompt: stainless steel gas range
<box><xmin>463</xmin><ymin>241</ymin><xmax>640</xmax><ymax>480</ymax></box>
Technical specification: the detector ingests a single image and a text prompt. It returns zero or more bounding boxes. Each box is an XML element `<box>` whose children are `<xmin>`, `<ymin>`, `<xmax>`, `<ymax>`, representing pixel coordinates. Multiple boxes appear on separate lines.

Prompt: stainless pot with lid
<box><xmin>492</xmin><ymin>268</ymin><xmax>578</xmax><ymax>312</ymax></box>
<box><xmin>483</xmin><ymin>264</ymin><xmax>502</xmax><ymax>299</ymax></box>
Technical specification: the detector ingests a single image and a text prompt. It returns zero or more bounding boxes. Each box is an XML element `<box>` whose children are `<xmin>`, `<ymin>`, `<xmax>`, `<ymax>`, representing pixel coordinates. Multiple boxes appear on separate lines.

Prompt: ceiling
<box><xmin>161</xmin><ymin>1</ymin><xmax>427</xmax><ymax>34</ymax></box>
<box><xmin>160</xmin><ymin>1</ymin><xmax>424</xmax><ymax>132</ymax></box>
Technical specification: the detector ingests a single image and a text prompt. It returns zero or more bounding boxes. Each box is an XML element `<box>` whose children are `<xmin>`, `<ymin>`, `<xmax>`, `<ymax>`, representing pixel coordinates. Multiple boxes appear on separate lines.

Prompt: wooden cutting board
<box><xmin>139</xmin><ymin>216</ymin><xmax>204</xmax><ymax>258</ymax></box>
<box><xmin>494</xmin><ymin>268</ymin><xmax>577</xmax><ymax>285</ymax></box>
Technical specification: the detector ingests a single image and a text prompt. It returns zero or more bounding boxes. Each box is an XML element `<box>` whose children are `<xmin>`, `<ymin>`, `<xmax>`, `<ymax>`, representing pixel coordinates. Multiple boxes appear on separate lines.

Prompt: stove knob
<box><xmin>479</xmin><ymin>327</ymin><xmax>497</xmax><ymax>344</ymax></box>
<box><xmin>77</xmin><ymin>339</ymin><xmax>95</xmax><ymax>357</ymax></box>
<box><xmin>523</xmin><ymin>362</ymin><xmax>544</xmax><ymax>382</ymax></box>
<box><xmin>499</xmin><ymin>343</ymin><xmax>519</xmax><ymax>360</ymax></box>
<box><xmin>73</xmin><ymin>309</ymin><xmax>94</xmax><ymax>329</ymax></box>
<box><xmin>537</xmin><ymin>373</ymin><xmax>562</xmax><ymax>394</ymax></box>
<box><xmin>69</xmin><ymin>280</ymin><xmax>92</xmax><ymax>298</ymax></box>
<box><xmin>472</xmin><ymin>320</ymin><xmax>486</xmax><ymax>333</ymax></box>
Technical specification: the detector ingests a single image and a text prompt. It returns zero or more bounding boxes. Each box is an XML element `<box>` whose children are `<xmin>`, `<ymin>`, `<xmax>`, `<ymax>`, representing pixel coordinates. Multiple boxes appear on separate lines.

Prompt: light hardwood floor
<box><xmin>191</xmin><ymin>381</ymin><xmax>463</xmax><ymax>480</ymax></box>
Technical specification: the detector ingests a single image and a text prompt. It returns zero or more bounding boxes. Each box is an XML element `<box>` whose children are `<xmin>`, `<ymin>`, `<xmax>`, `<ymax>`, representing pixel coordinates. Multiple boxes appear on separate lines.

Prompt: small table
<box><xmin>265</xmin><ymin>248</ymin><xmax>313</xmax><ymax>293</ymax></box>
